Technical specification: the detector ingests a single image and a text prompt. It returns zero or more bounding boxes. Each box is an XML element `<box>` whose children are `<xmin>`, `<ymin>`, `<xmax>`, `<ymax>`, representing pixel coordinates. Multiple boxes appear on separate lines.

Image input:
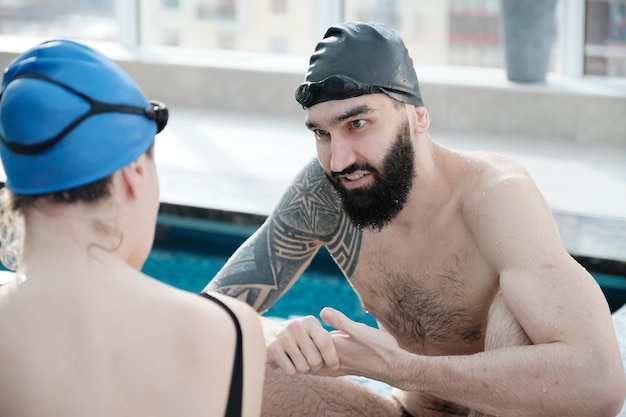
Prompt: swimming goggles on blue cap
<box><xmin>0</xmin><ymin>72</ymin><xmax>168</xmax><ymax>155</ymax></box>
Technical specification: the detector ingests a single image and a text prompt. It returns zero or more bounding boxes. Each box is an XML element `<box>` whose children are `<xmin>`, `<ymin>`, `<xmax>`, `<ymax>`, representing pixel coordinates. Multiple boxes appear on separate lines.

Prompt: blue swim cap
<box><xmin>0</xmin><ymin>39</ymin><xmax>168</xmax><ymax>195</ymax></box>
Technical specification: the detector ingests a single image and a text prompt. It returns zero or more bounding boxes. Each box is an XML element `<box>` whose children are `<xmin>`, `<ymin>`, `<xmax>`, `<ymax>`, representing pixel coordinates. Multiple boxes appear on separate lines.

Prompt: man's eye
<box><xmin>314</xmin><ymin>129</ymin><xmax>329</xmax><ymax>138</ymax></box>
<box><xmin>351</xmin><ymin>119</ymin><xmax>366</xmax><ymax>129</ymax></box>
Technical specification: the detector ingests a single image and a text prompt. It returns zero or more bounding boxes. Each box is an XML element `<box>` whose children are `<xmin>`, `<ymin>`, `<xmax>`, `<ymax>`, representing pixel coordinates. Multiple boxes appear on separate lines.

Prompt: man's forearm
<box><xmin>395</xmin><ymin>343</ymin><xmax>622</xmax><ymax>417</ymax></box>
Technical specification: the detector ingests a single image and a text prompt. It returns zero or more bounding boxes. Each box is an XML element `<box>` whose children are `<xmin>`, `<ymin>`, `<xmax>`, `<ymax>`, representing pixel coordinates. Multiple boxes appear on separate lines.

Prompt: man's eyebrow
<box><xmin>305</xmin><ymin>104</ymin><xmax>374</xmax><ymax>130</ymax></box>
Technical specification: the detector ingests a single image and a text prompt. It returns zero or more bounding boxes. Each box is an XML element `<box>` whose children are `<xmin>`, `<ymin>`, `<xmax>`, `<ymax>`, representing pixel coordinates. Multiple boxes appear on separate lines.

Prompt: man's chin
<box><xmin>348</xmin><ymin>218</ymin><xmax>390</xmax><ymax>232</ymax></box>
<box><xmin>343</xmin><ymin>207</ymin><xmax>392</xmax><ymax>232</ymax></box>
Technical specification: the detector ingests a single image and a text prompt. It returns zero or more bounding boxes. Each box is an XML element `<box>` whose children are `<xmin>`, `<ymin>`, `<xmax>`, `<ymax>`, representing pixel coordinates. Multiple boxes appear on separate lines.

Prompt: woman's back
<box><xmin>0</xmin><ymin>261</ymin><xmax>264</xmax><ymax>417</ymax></box>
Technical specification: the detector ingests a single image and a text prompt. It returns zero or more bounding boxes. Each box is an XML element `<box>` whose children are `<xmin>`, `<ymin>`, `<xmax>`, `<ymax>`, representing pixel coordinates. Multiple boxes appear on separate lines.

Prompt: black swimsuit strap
<box><xmin>199</xmin><ymin>292</ymin><xmax>244</xmax><ymax>417</ymax></box>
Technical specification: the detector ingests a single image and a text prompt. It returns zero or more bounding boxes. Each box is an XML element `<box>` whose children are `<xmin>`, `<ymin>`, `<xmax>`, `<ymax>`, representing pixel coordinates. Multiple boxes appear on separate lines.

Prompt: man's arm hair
<box><xmin>205</xmin><ymin>158</ymin><xmax>360</xmax><ymax>313</ymax></box>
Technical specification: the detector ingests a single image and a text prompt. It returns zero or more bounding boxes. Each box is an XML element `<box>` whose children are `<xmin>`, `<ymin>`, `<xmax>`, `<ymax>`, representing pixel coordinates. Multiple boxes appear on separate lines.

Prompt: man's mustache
<box><xmin>331</xmin><ymin>163</ymin><xmax>378</xmax><ymax>178</ymax></box>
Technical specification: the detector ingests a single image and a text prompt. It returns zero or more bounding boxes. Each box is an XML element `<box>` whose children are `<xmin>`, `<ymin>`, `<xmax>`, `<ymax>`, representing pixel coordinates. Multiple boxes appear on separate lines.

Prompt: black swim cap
<box><xmin>295</xmin><ymin>21</ymin><xmax>423</xmax><ymax>109</ymax></box>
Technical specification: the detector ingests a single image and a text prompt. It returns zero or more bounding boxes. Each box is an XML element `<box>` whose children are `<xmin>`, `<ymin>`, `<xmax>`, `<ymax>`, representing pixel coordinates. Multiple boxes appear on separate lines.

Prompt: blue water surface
<box><xmin>142</xmin><ymin>246</ymin><xmax>378</xmax><ymax>328</ymax></box>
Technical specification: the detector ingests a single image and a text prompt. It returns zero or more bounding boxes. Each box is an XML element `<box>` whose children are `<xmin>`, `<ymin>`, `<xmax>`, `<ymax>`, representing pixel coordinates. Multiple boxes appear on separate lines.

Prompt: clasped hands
<box><xmin>264</xmin><ymin>307</ymin><xmax>402</xmax><ymax>384</ymax></box>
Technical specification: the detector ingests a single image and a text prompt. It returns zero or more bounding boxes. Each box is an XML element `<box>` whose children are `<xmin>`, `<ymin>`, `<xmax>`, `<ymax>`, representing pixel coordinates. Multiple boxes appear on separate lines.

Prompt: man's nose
<box><xmin>329</xmin><ymin>135</ymin><xmax>357</xmax><ymax>174</ymax></box>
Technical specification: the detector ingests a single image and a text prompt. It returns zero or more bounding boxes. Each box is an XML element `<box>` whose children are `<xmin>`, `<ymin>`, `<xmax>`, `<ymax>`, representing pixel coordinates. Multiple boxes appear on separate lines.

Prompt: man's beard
<box><xmin>326</xmin><ymin>119</ymin><xmax>415</xmax><ymax>232</ymax></box>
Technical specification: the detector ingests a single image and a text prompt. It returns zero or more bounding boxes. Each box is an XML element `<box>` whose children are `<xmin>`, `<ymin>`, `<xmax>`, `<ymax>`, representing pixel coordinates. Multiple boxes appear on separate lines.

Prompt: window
<box><xmin>448</xmin><ymin>3</ymin><xmax>502</xmax><ymax>67</ymax></box>
<box><xmin>585</xmin><ymin>0</ymin><xmax>626</xmax><ymax>76</ymax></box>
<box><xmin>0</xmin><ymin>0</ymin><xmax>116</xmax><ymax>41</ymax></box>
<box><xmin>1</xmin><ymin>0</ymin><xmax>623</xmax><ymax>79</ymax></box>
<box><xmin>270</xmin><ymin>0</ymin><xmax>287</xmax><ymax>13</ymax></box>
<box><xmin>343</xmin><ymin>0</ymin><xmax>506</xmax><ymax>68</ymax></box>
<box><xmin>197</xmin><ymin>0</ymin><xmax>236</xmax><ymax>20</ymax></box>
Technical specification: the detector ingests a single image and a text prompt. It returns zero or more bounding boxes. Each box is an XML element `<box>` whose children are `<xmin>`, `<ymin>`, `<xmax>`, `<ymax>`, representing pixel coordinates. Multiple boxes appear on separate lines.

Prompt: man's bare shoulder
<box><xmin>469</xmin><ymin>151</ymin><xmax>529</xmax><ymax>176</ymax></box>
<box><xmin>458</xmin><ymin>151</ymin><xmax>533</xmax><ymax>191</ymax></box>
<box><xmin>456</xmin><ymin>150</ymin><xmax>556</xmax><ymax>239</ymax></box>
<box><xmin>455</xmin><ymin>151</ymin><xmax>543</xmax><ymax>217</ymax></box>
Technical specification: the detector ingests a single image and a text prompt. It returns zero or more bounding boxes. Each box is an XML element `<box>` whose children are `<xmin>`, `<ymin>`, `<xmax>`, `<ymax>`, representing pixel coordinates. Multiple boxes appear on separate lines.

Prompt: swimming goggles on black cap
<box><xmin>295</xmin><ymin>74</ymin><xmax>385</xmax><ymax>109</ymax></box>
<box><xmin>0</xmin><ymin>72</ymin><xmax>168</xmax><ymax>155</ymax></box>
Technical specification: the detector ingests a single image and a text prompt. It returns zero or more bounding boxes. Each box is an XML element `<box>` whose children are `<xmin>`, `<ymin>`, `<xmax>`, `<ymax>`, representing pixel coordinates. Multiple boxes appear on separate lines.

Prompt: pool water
<box><xmin>142</xmin><ymin>245</ymin><xmax>378</xmax><ymax>327</ymax></box>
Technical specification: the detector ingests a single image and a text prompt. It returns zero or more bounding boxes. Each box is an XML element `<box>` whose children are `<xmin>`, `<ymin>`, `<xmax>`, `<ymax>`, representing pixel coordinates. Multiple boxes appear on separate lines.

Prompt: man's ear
<box><xmin>412</xmin><ymin>106</ymin><xmax>430</xmax><ymax>133</ymax></box>
<box><xmin>119</xmin><ymin>156</ymin><xmax>146</xmax><ymax>200</ymax></box>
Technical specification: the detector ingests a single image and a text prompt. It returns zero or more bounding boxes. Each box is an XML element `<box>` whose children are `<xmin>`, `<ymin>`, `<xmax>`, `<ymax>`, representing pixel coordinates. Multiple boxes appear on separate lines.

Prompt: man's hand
<box><xmin>262</xmin><ymin>315</ymin><xmax>340</xmax><ymax>376</ymax></box>
<box><xmin>316</xmin><ymin>307</ymin><xmax>404</xmax><ymax>386</ymax></box>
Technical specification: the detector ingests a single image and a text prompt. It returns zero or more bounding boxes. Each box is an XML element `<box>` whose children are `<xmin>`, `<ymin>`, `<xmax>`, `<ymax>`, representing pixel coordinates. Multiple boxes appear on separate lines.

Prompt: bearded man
<box><xmin>205</xmin><ymin>21</ymin><xmax>625</xmax><ymax>417</ymax></box>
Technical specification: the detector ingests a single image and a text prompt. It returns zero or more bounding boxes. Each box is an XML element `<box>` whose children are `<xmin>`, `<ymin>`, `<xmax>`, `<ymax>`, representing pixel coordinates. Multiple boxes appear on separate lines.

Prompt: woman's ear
<box><xmin>119</xmin><ymin>156</ymin><xmax>147</xmax><ymax>200</ymax></box>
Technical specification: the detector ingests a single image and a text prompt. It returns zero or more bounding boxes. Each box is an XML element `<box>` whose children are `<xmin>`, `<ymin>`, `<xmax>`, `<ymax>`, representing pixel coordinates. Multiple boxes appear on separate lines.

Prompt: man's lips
<box><xmin>345</xmin><ymin>173</ymin><xmax>365</xmax><ymax>181</ymax></box>
<box><xmin>339</xmin><ymin>171</ymin><xmax>372</xmax><ymax>189</ymax></box>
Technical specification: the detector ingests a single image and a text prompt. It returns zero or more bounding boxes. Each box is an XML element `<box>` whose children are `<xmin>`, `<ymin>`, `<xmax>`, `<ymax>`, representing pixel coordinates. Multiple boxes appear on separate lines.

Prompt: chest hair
<box><xmin>349</xmin><ymin>250</ymin><xmax>486</xmax><ymax>351</ymax></box>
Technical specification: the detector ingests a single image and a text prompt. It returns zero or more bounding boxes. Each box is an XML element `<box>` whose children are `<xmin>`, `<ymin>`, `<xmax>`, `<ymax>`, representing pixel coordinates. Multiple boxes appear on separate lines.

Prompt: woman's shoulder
<box><xmin>195</xmin><ymin>291</ymin><xmax>262</xmax><ymax>330</ymax></box>
<box><xmin>155</xmin><ymin>285</ymin><xmax>263</xmax><ymax>350</ymax></box>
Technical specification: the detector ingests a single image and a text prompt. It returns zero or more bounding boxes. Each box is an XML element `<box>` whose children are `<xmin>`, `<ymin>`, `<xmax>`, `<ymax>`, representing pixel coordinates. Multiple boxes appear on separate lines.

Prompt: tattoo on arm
<box><xmin>206</xmin><ymin>159</ymin><xmax>362</xmax><ymax>311</ymax></box>
<box><xmin>326</xmin><ymin>218</ymin><xmax>361</xmax><ymax>278</ymax></box>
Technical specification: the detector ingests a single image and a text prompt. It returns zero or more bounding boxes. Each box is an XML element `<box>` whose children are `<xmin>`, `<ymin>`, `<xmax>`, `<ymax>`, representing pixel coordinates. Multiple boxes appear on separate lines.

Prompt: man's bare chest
<box><xmin>335</xmin><ymin>227</ymin><xmax>499</xmax><ymax>355</ymax></box>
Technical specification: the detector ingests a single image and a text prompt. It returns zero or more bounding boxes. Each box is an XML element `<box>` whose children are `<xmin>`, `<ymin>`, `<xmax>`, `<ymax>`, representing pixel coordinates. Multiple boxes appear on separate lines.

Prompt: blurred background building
<box><xmin>0</xmin><ymin>0</ymin><xmax>624</xmax><ymax>78</ymax></box>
